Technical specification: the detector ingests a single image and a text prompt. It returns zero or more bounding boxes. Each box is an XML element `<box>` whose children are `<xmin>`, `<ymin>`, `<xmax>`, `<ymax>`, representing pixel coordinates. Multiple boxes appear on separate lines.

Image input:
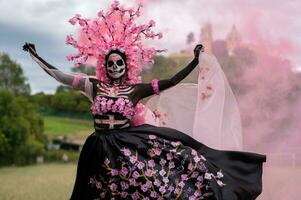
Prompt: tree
<box><xmin>71</xmin><ymin>64</ymin><xmax>95</xmax><ymax>75</ymax></box>
<box><xmin>0</xmin><ymin>53</ymin><xmax>31</xmax><ymax>94</ymax></box>
<box><xmin>186</xmin><ymin>32</ymin><xmax>195</xmax><ymax>45</ymax></box>
<box><xmin>0</xmin><ymin>89</ymin><xmax>47</xmax><ymax>165</ymax></box>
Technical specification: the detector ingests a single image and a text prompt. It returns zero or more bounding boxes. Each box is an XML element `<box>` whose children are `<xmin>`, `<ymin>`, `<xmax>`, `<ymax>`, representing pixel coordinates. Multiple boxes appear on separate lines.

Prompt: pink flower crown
<box><xmin>66</xmin><ymin>1</ymin><xmax>165</xmax><ymax>84</ymax></box>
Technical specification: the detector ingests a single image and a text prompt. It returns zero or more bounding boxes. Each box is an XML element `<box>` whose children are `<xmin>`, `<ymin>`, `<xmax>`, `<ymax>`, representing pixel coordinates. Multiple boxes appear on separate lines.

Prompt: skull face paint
<box><xmin>106</xmin><ymin>53</ymin><xmax>126</xmax><ymax>79</ymax></box>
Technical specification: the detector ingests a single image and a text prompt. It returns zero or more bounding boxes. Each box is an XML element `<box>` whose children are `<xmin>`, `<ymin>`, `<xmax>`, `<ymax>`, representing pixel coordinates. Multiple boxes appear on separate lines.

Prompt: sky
<box><xmin>0</xmin><ymin>0</ymin><xmax>300</xmax><ymax>93</ymax></box>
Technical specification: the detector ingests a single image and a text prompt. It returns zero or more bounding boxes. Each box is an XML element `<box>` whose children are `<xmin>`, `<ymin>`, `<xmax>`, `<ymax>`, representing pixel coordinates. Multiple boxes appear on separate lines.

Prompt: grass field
<box><xmin>0</xmin><ymin>164</ymin><xmax>77</xmax><ymax>200</ymax></box>
<box><xmin>43</xmin><ymin>116</ymin><xmax>93</xmax><ymax>137</ymax></box>
<box><xmin>0</xmin><ymin>164</ymin><xmax>300</xmax><ymax>200</ymax></box>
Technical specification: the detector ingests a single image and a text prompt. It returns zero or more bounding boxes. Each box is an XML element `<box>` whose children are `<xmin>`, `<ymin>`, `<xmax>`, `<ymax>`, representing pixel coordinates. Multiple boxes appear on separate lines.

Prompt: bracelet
<box><xmin>72</xmin><ymin>75</ymin><xmax>82</xmax><ymax>89</ymax></box>
<box><xmin>151</xmin><ymin>79</ymin><xmax>159</xmax><ymax>95</ymax></box>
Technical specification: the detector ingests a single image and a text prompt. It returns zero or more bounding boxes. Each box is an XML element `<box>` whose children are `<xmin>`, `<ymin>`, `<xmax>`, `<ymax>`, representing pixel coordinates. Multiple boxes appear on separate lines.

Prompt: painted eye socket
<box><xmin>116</xmin><ymin>59</ymin><xmax>124</xmax><ymax>66</ymax></box>
<box><xmin>108</xmin><ymin>61</ymin><xmax>114</xmax><ymax>67</ymax></box>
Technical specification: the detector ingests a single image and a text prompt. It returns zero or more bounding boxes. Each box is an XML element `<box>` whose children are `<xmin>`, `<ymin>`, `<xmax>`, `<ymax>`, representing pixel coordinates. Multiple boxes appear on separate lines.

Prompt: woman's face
<box><xmin>106</xmin><ymin>53</ymin><xmax>126</xmax><ymax>79</ymax></box>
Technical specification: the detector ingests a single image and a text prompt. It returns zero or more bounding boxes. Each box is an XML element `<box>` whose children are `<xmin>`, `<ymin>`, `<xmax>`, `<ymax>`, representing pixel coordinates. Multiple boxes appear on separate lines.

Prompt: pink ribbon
<box><xmin>72</xmin><ymin>75</ymin><xmax>82</xmax><ymax>89</ymax></box>
<box><xmin>151</xmin><ymin>79</ymin><xmax>159</xmax><ymax>95</ymax></box>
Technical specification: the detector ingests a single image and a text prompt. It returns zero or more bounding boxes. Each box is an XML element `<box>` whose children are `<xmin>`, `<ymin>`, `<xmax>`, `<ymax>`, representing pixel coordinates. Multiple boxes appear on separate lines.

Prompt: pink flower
<box><xmin>154</xmin><ymin>179</ymin><xmax>161</xmax><ymax>186</ymax></box>
<box><xmin>159</xmin><ymin>158</ymin><xmax>166</xmax><ymax>166</ymax></box>
<box><xmin>111</xmin><ymin>169</ymin><xmax>119</xmax><ymax>176</ymax></box>
<box><xmin>149</xmin><ymin>19</ymin><xmax>156</xmax><ymax>26</ymax></box>
<box><xmin>174</xmin><ymin>187</ymin><xmax>181</xmax><ymax>194</ymax></box>
<box><xmin>157</xmin><ymin>32</ymin><xmax>163</xmax><ymax>39</ymax></box>
<box><xmin>121</xmin><ymin>191</ymin><xmax>128</xmax><ymax>198</ymax></box>
<box><xmin>131</xmin><ymin>192</ymin><xmax>139</xmax><ymax>200</ymax></box>
<box><xmin>97</xmin><ymin>10</ymin><xmax>104</xmax><ymax>17</ymax></box>
<box><xmin>130</xmin><ymin>155</ymin><xmax>137</xmax><ymax>164</ymax></box>
<box><xmin>145</xmin><ymin>169</ymin><xmax>152</xmax><ymax>177</ymax></box>
<box><xmin>159</xmin><ymin>169</ymin><xmax>166</xmax><ymax>176</ymax></box>
<box><xmin>121</xmin><ymin>181</ymin><xmax>129</xmax><ymax>190</ymax></box>
<box><xmin>68</xmin><ymin>17</ymin><xmax>77</xmax><ymax>25</ymax></box>
<box><xmin>145</xmin><ymin>180</ymin><xmax>152</xmax><ymax>188</ymax></box>
<box><xmin>65</xmin><ymin>35</ymin><xmax>73</xmax><ymax>45</ymax></box>
<box><xmin>111</xmin><ymin>0</ymin><xmax>120</xmax><ymax>9</ymax></box>
<box><xmin>129</xmin><ymin>178</ymin><xmax>136</xmax><ymax>185</ymax></box>
<box><xmin>162</xmin><ymin>177</ymin><xmax>169</xmax><ymax>183</ymax></box>
<box><xmin>95</xmin><ymin>181</ymin><xmax>102</xmax><ymax>189</ymax></box>
<box><xmin>141</xmin><ymin>184</ymin><xmax>148</xmax><ymax>192</ymax></box>
<box><xmin>150</xmin><ymin>191</ymin><xmax>157</xmax><ymax>198</ymax></box>
<box><xmin>189</xmin><ymin>196</ymin><xmax>196</xmax><ymax>200</ymax></box>
<box><xmin>159</xmin><ymin>186</ymin><xmax>166</xmax><ymax>193</ymax></box>
<box><xmin>148</xmin><ymin>134</ymin><xmax>156</xmax><ymax>140</ymax></box>
<box><xmin>179</xmin><ymin>181</ymin><xmax>185</xmax><ymax>188</ymax></box>
<box><xmin>137</xmin><ymin>161</ymin><xmax>145</xmax><ymax>169</ymax></box>
<box><xmin>104</xmin><ymin>158</ymin><xmax>110</xmax><ymax>165</ymax></box>
<box><xmin>204</xmin><ymin>173</ymin><xmax>212</xmax><ymax>180</ymax></box>
<box><xmin>188</xmin><ymin>163</ymin><xmax>194</xmax><ymax>171</ymax></box>
<box><xmin>191</xmin><ymin>149</ymin><xmax>197</xmax><ymax>156</ymax></box>
<box><xmin>181</xmin><ymin>174</ymin><xmax>188</xmax><ymax>181</ymax></box>
<box><xmin>79</xmin><ymin>19</ymin><xmax>86</xmax><ymax>27</ymax></box>
<box><xmin>171</xmin><ymin>141</ymin><xmax>181</xmax><ymax>147</ymax></box>
<box><xmin>132</xmin><ymin>171</ymin><xmax>140</xmax><ymax>179</ymax></box>
<box><xmin>122</xmin><ymin>148</ymin><xmax>131</xmax><ymax>156</ymax></box>
<box><xmin>154</xmin><ymin>148</ymin><xmax>162</xmax><ymax>156</ymax></box>
<box><xmin>109</xmin><ymin>183</ymin><xmax>118</xmax><ymax>191</ymax></box>
<box><xmin>217</xmin><ymin>170</ymin><xmax>224</xmax><ymax>178</ymax></box>
<box><xmin>168</xmin><ymin>161</ymin><xmax>175</xmax><ymax>169</ymax></box>
<box><xmin>197</xmin><ymin>175</ymin><xmax>203</xmax><ymax>182</ymax></box>
<box><xmin>106</xmin><ymin>99</ymin><xmax>114</xmax><ymax>109</ymax></box>
<box><xmin>167</xmin><ymin>153</ymin><xmax>173</xmax><ymax>160</ymax></box>
<box><xmin>194</xmin><ymin>190</ymin><xmax>201</xmax><ymax>197</ymax></box>
<box><xmin>120</xmin><ymin>167</ymin><xmax>129</xmax><ymax>176</ymax></box>
<box><xmin>194</xmin><ymin>156</ymin><xmax>201</xmax><ymax>163</ymax></box>
<box><xmin>148</xmin><ymin>159</ymin><xmax>155</xmax><ymax>167</ymax></box>
<box><xmin>191</xmin><ymin>171</ymin><xmax>199</xmax><ymax>178</ymax></box>
<box><xmin>168</xmin><ymin>185</ymin><xmax>174</xmax><ymax>191</ymax></box>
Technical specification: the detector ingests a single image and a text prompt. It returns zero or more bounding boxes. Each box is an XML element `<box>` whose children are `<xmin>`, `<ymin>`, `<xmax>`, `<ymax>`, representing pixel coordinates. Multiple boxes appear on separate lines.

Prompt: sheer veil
<box><xmin>143</xmin><ymin>53</ymin><xmax>243</xmax><ymax>150</ymax></box>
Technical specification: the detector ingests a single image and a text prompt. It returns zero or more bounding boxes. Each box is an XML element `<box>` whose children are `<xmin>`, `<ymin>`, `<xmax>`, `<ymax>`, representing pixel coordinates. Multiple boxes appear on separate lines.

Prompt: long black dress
<box><xmin>22</xmin><ymin>44</ymin><xmax>265</xmax><ymax>199</ymax></box>
<box><xmin>70</xmin><ymin>79</ymin><xmax>266</xmax><ymax>200</ymax></box>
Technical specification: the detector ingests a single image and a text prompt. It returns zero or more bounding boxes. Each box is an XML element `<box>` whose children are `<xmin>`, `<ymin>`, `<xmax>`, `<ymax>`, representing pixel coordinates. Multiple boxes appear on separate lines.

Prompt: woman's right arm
<box><xmin>23</xmin><ymin>43</ymin><xmax>94</xmax><ymax>100</ymax></box>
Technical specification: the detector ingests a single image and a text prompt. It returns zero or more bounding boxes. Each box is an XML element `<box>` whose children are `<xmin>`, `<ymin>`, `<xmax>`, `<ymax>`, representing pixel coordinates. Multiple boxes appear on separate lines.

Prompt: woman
<box><xmin>23</xmin><ymin>1</ymin><xmax>265</xmax><ymax>199</ymax></box>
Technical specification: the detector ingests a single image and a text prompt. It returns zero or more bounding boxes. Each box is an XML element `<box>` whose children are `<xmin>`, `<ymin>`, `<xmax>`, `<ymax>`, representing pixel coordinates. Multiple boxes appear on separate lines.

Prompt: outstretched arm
<box><xmin>23</xmin><ymin>43</ymin><xmax>94</xmax><ymax>100</ymax></box>
<box><xmin>135</xmin><ymin>44</ymin><xmax>203</xmax><ymax>99</ymax></box>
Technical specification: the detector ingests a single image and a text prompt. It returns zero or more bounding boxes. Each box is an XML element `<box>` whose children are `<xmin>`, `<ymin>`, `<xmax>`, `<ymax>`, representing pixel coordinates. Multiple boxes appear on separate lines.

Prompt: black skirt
<box><xmin>70</xmin><ymin>124</ymin><xmax>266</xmax><ymax>200</ymax></box>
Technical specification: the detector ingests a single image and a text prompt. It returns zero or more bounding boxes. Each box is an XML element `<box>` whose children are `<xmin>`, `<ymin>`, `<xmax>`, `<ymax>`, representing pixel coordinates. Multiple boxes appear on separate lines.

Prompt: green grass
<box><xmin>43</xmin><ymin>115</ymin><xmax>93</xmax><ymax>136</ymax></box>
<box><xmin>0</xmin><ymin>163</ymin><xmax>77</xmax><ymax>200</ymax></box>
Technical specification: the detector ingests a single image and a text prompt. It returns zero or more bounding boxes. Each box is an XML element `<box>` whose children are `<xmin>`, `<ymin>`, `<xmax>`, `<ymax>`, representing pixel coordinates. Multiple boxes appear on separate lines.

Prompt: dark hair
<box><xmin>105</xmin><ymin>49</ymin><xmax>127</xmax><ymax>66</ymax></box>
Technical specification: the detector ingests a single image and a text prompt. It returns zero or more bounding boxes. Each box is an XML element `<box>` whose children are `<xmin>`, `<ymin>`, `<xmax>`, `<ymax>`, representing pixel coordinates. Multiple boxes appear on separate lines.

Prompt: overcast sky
<box><xmin>1</xmin><ymin>0</ymin><xmax>300</xmax><ymax>93</ymax></box>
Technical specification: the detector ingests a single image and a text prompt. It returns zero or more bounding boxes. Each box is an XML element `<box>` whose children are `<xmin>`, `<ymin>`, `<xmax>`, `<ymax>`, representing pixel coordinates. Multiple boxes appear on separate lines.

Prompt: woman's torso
<box><xmin>91</xmin><ymin>81</ymin><xmax>139</xmax><ymax>130</ymax></box>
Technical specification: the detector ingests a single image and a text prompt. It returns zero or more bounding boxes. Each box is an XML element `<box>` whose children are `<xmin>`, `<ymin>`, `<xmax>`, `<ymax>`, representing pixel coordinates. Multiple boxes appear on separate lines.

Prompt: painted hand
<box><xmin>23</xmin><ymin>43</ymin><xmax>37</xmax><ymax>55</ymax></box>
<box><xmin>193</xmin><ymin>44</ymin><xmax>204</xmax><ymax>59</ymax></box>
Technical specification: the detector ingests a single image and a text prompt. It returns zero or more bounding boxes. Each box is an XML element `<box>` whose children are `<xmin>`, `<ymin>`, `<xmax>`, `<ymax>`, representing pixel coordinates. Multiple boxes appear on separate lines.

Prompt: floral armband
<box><xmin>72</xmin><ymin>75</ymin><xmax>82</xmax><ymax>89</ymax></box>
<box><xmin>151</xmin><ymin>79</ymin><xmax>159</xmax><ymax>95</ymax></box>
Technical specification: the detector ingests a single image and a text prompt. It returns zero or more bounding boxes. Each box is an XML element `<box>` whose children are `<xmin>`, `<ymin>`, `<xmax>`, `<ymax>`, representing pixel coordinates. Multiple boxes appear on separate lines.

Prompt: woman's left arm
<box><xmin>135</xmin><ymin>44</ymin><xmax>203</xmax><ymax>99</ymax></box>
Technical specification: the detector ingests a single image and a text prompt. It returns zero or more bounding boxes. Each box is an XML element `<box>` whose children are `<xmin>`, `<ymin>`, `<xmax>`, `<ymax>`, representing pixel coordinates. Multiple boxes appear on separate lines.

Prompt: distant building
<box><xmin>226</xmin><ymin>25</ymin><xmax>242</xmax><ymax>56</ymax></box>
<box><xmin>200</xmin><ymin>22</ymin><xmax>213</xmax><ymax>54</ymax></box>
<box><xmin>173</xmin><ymin>22</ymin><xmax>246</xmax><ymax>58</ymax></box>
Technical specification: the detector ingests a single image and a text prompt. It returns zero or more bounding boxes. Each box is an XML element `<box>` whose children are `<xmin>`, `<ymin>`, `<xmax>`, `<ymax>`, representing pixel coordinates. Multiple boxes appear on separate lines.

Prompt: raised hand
<box><xmin>193</xmin><ymin>44</ymin><xmax>204</xmax><ymax>59</ymax></box>
<box><xmin>23</xmin><ymin>43</ymin><xmax>37</xmax><ymax>55</ymax></box>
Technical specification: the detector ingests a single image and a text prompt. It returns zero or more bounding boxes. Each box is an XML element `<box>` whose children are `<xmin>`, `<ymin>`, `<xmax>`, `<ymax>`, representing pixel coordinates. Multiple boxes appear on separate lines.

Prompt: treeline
<box><xmin>31</xmin><ymin>86</ymin><xmax>91</xmax><ymax>119</ymax></box>
<box><xmin>0</xmin><ymin>53</ymin><xmax>46</xmax><ymax>166</ymax></box>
